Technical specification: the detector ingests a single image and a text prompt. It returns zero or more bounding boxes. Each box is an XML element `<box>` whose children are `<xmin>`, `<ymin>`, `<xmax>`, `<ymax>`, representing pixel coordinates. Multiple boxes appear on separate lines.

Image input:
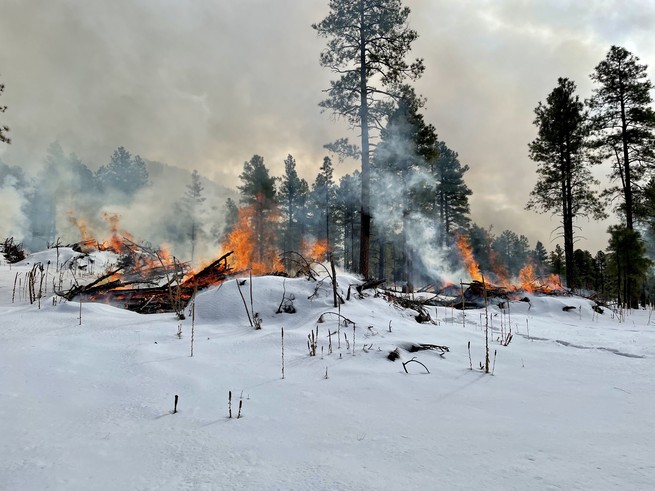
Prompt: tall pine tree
<box><xmin>589</xmin><ymin>46</ymin><xmax>655</xmax><ymax>230</ymax></box>
<box><xmin>527</xmin><ymin>77</ymin><xmax>605</xmax><ymax>289</ymax></box>
<box><xmin>313</xmin><ymin>0</ymin><xmax>424</xmax><ymax>277</ymax></box>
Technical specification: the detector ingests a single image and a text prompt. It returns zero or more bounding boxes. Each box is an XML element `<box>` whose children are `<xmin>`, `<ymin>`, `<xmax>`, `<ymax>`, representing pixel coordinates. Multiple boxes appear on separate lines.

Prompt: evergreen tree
<box><xmin>0</xmin><ymin>76</ymin><xmax>9</xmax><ymax>144</ymax></box>
<box><xmin>278</xmin><ymin>154</ymin><xmax>309</xmax><ymax>258</ymax></box>
<box><xmin>532</xmin><ymin>240</ymin><xmax>549</xmax><ymax>274</ymax></box>
<box><xmin>238</xmin><ymin>155</ymin><xmax>278</xmax><ymax>265</ymax></box>
<box><xmin>238</xmin><ymin>155</ymin><xmax>277</xmax><ymax>206</ymax></box>
<box><xmin>334</xmin><ymin>171</ymin><xmax>361</xmax><ymax>270</ymax></box>
<box><xmin>307</xmin><ymin>157</ymin><xmax>337</xmax><ymax>260</ymax></box>
<box><xmin>96</xmin><ymin>146</ymin><xmax>149</xmax><ymax>196</ymax></box>
<box><xmin>221</xmin><ymin>197</ymin><xmax>239</xmax><ymax>239</ymax></box>
<box><xmin>589</xmin><ymin>46</ymin><xmax>655</xmax><ymax>230</ymax></box>
<box><xmin>467</xmin><ymin>223</ymin><xmax>494</xmax><ymax>274</ymax></box>
<box><xmin>573</xmin><ymin>249</ymin><xmax>595</xmax><ymax>290</ymax></box>
<box><xmin>549</xmin><ymin>244</ymin><xmax>565</xmax><ymax>276</ymax></box>
<box><xmin>431</xmin><ymin>141</ymin><xmax>472</xmax><ymax>240</ymax></box>
<box><xmin>373</xmin><ymin>90</ymin><xmax>435</xmax><ymax>282</ymax></box>
<box><xmin>492</xmin><ymin>230</ymin><xmax>529</xmax><ymax>278</ymax></box>
<box><xmin>606</xmin><ymin>225</ymin><xmax>651</xmax><ymax>308</ymax></box>
<box><xmin>593</xmin><ymin>250</ymin><xmax>609</xmax><ymax>298</ymax></box>
<box><xmin>527</xmin><ymin>77</ymin><xmax>605</xmax><ymax>289</ymax></box>
<box><xmin>313</xmin><ymin>0</ymin><xmax>424</xmax><ymax>277</ymax></box>
<box><xmin>184</xmin><ymin>170</ymin><xmax>206</xmax><ymax>263</ymax></box>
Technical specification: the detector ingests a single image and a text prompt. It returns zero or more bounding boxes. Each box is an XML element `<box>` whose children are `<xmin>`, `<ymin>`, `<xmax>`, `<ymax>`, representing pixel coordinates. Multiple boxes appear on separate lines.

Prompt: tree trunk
<box><xmin>358</xmin><ymin>0</ymin><xmax>370</xmax><ymax>279</ymax></box>
<box><xmin>562</xmin><ymin>145</ymin><xmax>576</xmax><ymax>290</ymax></box>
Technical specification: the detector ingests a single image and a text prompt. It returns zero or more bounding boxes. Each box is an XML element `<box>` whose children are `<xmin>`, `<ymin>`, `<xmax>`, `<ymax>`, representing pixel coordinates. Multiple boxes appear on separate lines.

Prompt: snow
<box><xmin>1</xmin><ymin>249</ymin><xmax>655</xmax><ymax>490</ymax></box>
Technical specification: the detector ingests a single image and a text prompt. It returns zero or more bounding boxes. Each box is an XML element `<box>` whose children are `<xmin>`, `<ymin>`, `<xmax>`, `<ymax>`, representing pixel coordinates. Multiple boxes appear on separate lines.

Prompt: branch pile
<box><xmin>58</xmin><ymin>250</ymin><xmax>234</xmax><ymax>314</ymax></box>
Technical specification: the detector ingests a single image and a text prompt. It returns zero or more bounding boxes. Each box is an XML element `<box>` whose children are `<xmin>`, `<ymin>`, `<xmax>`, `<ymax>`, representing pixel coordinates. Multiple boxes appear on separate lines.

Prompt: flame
<box><xmin>455</xmin><ymin>234</ymin><xmax>482</xmax><ymax>281</ymax></box>
<box><xmin>302</xmin><ymin>238</ymin><xmax>329</xmax><ymax>262</ymax></box>
<box><xmin>542</xmin><ymin>273</ymin><xmax>563</xmax><ymax>291</ymax></box>
<box><xmin>517</xmin><ymin>264</ymin><xmax>563</xmax><ymax>293</ymax></box>
<box><xmin>221</xmin><ymin>202</ymin><xmax>282</xmax><ymax>275</ymax></box>
<box><xmin>518</xmin><ymin>263</ymin><xmax>537</xmax><ymax>293</ymax></box>
<box><xmin>97</xmin><ymin>212</ymin><xmax>136</xmax><ymax>254</ymax></box>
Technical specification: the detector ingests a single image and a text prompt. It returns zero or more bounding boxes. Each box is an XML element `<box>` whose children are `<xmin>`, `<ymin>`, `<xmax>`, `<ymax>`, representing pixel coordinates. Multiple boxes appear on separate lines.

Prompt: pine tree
<box><xmin>607</xmin><ymin>225</ymin><xmax>651</xmax><ymax>307</ymax></box>
<box><xmin>573</xmin><ymin>249</ymin><xmax>595</xmax><ymax>291</ymax></box>
<box><xmin>308</xmin><ymin>157</ymin><xmax>336</xmax><ymax>250</ymax></box>
<box><xmin>589</xmin><ymin>46</ymin><xmax>655</xmax><ymax>230</ymax></box>
<box><xmin>313</xmin><ymin>0</ymin><xmax>424</xmax><ymax>278</ymax></box>
<box><xmin>492</xmin><ymin>230</ymin><xmax>521</xmax><ymax>278</ymax></box>
<box><xmin>0</xmin><ymin>76</ymin><xmax>9</xmax><ymax>144</ymax></box>
<box><xmin>184</xmin><ymin>170</ymin><xmax>206</xmax><ymax>263</ymax></box>
<box><xmin>527</xmin><ymin>77</ymin><xmax>605</xmax><ymax>289</ymax></box>
<box><xmin>278</xmin><ymin>154</ymin><xmax>309</xmax><ymax>259</ymax></box>
<box><xmin>334</xmin><ymin>171</ymin><xmax>361</xmax><ymax>270</ymax></box>
<box><xmin>431</xmin><ymin>141</ymin><xmax>472</xmax><ymax>241</ymax></box>
<box><xmin>532</xmin><ymin>240</ymin><xmax>549</xmax><ymax>275</ymax></box>
<box><xmin>238</xmin><ymin>155</ymin><xmax>278</xmax><ymax>266</ymax></box>
<box><xmin>373</xmin><ymin>91</ymin><xmax>433</xmax><ymax>282</ymax></box>
<box><xmin>593</xmin><ymin>250</ymin><xmax>609</xmax><ymax>299</ymax></box>
<box><xmin>467</xmin><ymin>223</ymin><xmax>494</xmax><ymax>274</ymax></box>
<box><xmin>222</xmin><ymin>197</ymin><xmax>239</xmax><ymax>239</ymax></box>
<box><xmin>549</xmin><ymin>244</ymin><xmax>565</xmax><ymax>276</ymax></box>
<box><xmin>96</xmin><ymin>146</ymin><xmax>149</xmax><ymax>196</ymax></box>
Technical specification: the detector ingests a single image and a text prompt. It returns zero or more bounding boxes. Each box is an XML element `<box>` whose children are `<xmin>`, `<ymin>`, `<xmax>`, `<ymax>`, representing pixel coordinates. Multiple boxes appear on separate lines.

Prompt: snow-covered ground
<box><xmin>1</xmin><ymin>249</ymin><xmax>654</xmax><ymax>490</ymax></box>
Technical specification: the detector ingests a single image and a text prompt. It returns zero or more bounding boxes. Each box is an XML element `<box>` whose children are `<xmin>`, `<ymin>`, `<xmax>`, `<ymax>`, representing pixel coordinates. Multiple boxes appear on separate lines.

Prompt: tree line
<box><xmin>528</xmin><ymin>46</ymin><xmax>655</xmax><ymax>307</ymax></box>
<box><xmin>3</xmin><ymin>2</ymin><xmax>655</xmax><ymax>308</ymax></box>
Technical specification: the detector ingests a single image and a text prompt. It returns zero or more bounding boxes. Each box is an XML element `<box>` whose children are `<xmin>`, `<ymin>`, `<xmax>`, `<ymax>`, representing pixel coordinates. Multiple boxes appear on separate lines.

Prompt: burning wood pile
<box><xmin>58</xmin><ymin>241</ymin><xmax>234</xmax><ymax>316</ymax></box>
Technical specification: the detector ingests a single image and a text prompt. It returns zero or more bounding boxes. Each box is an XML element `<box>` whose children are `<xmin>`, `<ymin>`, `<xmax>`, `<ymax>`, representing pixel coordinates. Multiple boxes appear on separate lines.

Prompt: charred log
<box><xmin>356</xmin><ymin>279</ymin><xmax>386</xmax><ymax>294</ymax></box>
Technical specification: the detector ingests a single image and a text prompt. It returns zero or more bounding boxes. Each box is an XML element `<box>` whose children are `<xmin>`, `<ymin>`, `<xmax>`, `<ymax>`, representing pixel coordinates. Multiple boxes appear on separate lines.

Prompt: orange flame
<box><xmin>98</xmin><ymin>212</ymin><xmax>136</xmax><ymax>254</ymax></box>
<box><xmin>518</xmin><ymin>263</ymin><xmax>537</xmax><ymax>293</ymax></box>
<box><xmin>221</xmin><ymin>203</ymin><xmax>282</xmax><ymax>275</ymax></box>
<box><xmin>302</xmin><ymin>238</ymin><xmax>329</xmax><ymax>262</ymax></box>
<box><xmin>455</xmin><ymin>234</ymin><xmax>482</xmax><ymax>281</ymax></box>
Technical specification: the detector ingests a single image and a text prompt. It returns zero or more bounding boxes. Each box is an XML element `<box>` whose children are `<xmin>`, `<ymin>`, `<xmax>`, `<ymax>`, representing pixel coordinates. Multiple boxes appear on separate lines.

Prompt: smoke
<box><xmin>0</xmin><ymin>175</ymin><xmax>28</xmax><ymax>241</ymax></box>
<box><xmin>371</xmin><ymin>162</ymin><xmax>462</xmax><ymax>285</ymax></box>
<box><xmin>2</xmin><ymin>1</ymin><xmax>654</xmax><ymax>253</ymax></box>
<box><xmin>1</xmin><ymin>142</ymin><xmax>235</xmax><ymax>262</ymax></box>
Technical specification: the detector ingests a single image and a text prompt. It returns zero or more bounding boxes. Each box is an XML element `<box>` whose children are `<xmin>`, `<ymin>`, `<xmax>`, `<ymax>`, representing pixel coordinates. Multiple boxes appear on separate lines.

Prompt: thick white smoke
<box><xmin>0</xmin><ymin>175</ymin><xmax>28</xmax><ymax>241</ymax></box>
<box><xmin>371</xmin><ymin>165</ymin><xmax>464</xmax><ymax>286</ymax></box>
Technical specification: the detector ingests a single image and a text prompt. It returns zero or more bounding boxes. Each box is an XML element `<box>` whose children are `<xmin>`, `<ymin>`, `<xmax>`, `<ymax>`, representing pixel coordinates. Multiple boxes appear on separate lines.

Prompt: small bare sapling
<box><xmin>281</xmin><ymin>327</ymin><xmax>285</xmax><ymax>379</ymax></box>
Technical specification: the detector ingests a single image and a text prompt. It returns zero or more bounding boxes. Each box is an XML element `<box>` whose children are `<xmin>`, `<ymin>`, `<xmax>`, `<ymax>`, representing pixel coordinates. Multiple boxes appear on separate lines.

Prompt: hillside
<box><xmin>1</xmin><ymin>249</ymin><xmax>654</xmax><ymax>490</ymax></box>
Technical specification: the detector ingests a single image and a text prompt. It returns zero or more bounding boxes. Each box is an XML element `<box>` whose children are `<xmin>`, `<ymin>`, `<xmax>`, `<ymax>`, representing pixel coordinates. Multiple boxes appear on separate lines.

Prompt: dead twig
<box><xmin>402</xmin><ymin>357</ymin><xmax>430</xmax><ymax>374</ymax></box>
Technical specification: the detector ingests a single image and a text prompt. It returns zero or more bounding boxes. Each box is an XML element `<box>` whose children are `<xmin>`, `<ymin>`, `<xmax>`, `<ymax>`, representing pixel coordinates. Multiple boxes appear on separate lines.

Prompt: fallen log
<box><xmin>356</xmin><ymin>278</ymin><xmax>386</xmax><ymax>294</ymax></box>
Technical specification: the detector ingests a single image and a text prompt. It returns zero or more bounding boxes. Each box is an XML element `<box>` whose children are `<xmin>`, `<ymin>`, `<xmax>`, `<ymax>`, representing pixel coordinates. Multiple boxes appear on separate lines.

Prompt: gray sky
<box><xmin>1</xmin><ymin>0</ymin><xmax>654</xmax><ymax>253</ymax></box>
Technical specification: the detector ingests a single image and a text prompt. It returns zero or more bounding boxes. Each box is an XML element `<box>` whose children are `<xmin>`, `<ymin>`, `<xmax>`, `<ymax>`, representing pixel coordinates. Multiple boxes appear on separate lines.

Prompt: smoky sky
<box><xmin>1</xmin><ymin>0</ymin><xmax>654</xmax><ymax>253</ymax></box>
